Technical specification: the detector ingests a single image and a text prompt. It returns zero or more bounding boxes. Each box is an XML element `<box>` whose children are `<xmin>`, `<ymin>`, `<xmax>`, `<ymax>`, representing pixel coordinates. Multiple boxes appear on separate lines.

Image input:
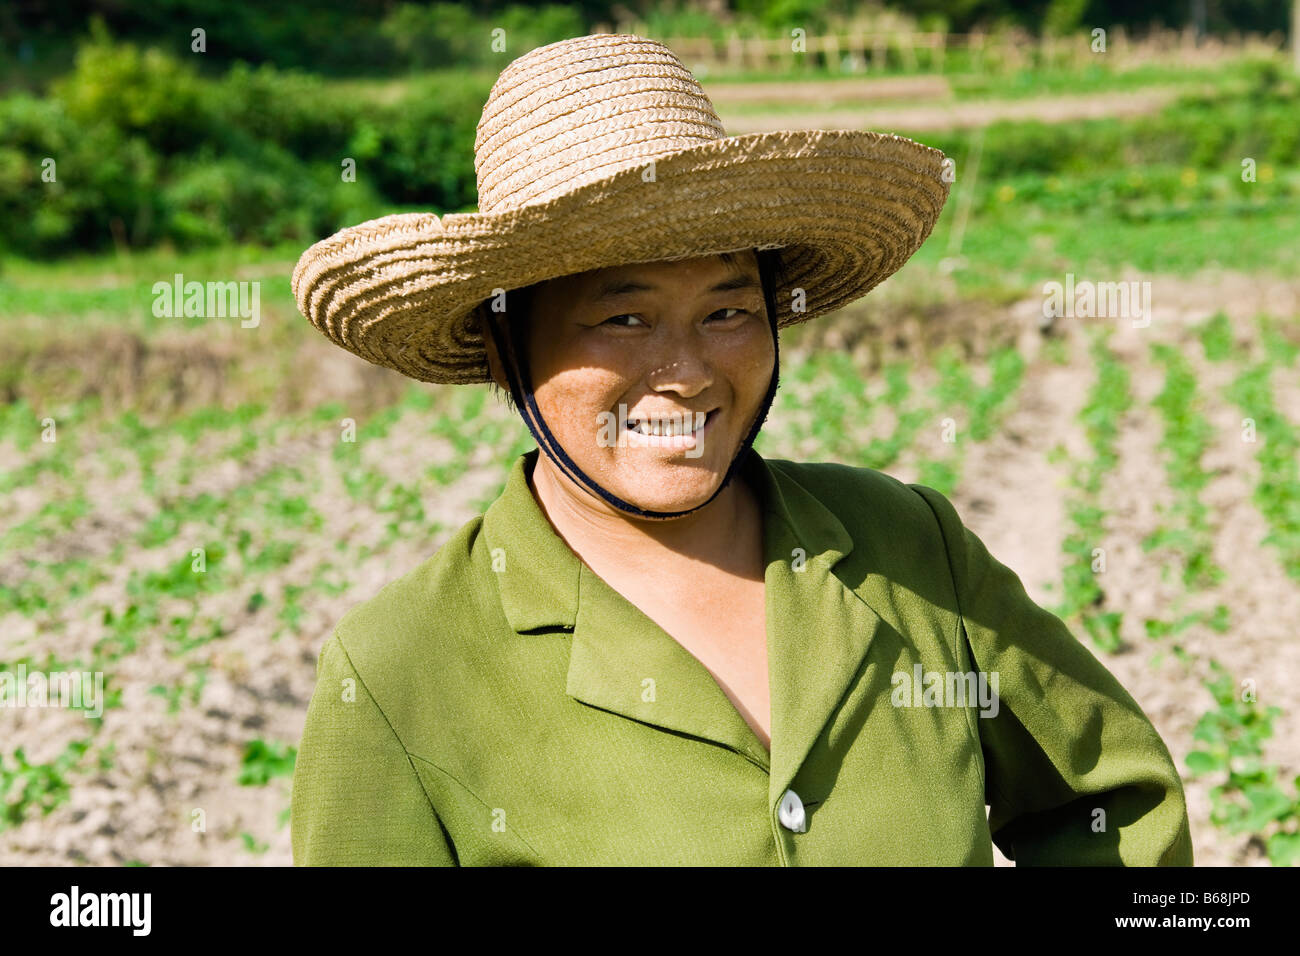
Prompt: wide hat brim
<box><xmin>292</xmin><ymin>128</ymin><xmax>950</xmax><ymax>385</ymax></box>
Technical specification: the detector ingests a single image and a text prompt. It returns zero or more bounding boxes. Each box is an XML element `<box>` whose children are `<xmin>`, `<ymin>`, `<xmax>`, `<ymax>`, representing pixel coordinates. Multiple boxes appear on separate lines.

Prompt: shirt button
<box><xmin>778</xmin><ymin>789</ymin><xmax>806</xmax><ymax>833</ymax></box>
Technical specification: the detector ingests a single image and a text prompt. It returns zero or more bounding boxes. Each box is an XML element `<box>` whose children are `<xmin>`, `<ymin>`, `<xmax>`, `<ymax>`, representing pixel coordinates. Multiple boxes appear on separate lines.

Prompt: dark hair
<box><xmin>481</xmin><ymin>248</ymin><xmax>787</xmax><ymax>412</ymax></box>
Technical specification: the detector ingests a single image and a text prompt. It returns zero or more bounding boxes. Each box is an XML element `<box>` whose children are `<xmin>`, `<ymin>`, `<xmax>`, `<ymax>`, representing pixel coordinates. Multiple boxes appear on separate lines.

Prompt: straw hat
<box><xmin>292</xmin><ymin>33</ymin><xmax>951</xmax><ymax>386</ymax></box>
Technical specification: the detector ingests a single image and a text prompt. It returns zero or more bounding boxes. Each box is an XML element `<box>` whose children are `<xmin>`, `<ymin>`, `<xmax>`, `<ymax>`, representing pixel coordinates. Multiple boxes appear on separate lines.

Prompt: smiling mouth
<box><xmin>624</xmin><ymin>409</ymin><xmax>717</xmax><ymax>437</ymax></box>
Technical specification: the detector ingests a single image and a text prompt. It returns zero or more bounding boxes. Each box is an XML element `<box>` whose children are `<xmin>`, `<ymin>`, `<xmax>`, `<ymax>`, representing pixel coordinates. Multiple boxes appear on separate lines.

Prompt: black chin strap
<box><xmin>482</xmin><ymin>299</ymin><xmax>780</xmax><ymax>520</ymax></box>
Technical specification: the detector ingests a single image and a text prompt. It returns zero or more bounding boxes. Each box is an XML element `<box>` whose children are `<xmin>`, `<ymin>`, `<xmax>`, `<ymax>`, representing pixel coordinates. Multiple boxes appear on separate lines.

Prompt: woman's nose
<box><xmin>646</xmin><ymin>356</ymin><xmax>712</xmax><ymax>397</ymax></box>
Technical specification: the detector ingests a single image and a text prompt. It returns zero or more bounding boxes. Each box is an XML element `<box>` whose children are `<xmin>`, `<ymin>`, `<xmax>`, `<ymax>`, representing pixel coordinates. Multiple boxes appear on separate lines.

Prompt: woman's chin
<box><xmin>607</xmin><ymin>441</ymin><xmax>740</xmax><ymax>510</ymax></box>
<box><xmin>602</xmin><ymin>474</ymin><xmax>725</xmax><ymax>516</ymax></box>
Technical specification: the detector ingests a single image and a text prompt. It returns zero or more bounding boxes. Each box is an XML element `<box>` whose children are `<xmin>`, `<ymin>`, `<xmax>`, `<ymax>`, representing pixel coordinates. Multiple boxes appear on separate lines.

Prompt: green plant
<box><xmin>239</xmin><ymin>831</ymin><xmax>270</xmax><ymax>854</ymax></box>
<box><xmin>0</xmin><ymin>738</ymin><xmax>93</xmax><ymax>829</ymax></box>
<box><xmin>1225</xmin><ymin>321</ymin><xmax>1300</xmax><ymax>580</ymax></box>
<box><xmin>1144</xmin><ymin>342</ymin><xmax>1225</xmax><ymax>591</ymax></box>
<box><xmin>1052</xmin><ymin>327</ymin><xmax>1131</xmax><ymax>652</ymax></box>
<box><xmin>237</xmin><ymin>739</ymin><xmax>297</xmax><ymax>787</ymax></box>
<box><xmin>1185</xmin><ymin>661</ymin><xmax>1300</xmax><ymax>865</ymax></box>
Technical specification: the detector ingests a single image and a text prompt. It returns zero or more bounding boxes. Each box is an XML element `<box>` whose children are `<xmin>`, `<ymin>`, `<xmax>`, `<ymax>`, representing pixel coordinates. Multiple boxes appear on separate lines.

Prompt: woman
<box><xmin>289</xmin><ymin>34</ymin><xmax>1193</xmax><ymax>866</ymax></box>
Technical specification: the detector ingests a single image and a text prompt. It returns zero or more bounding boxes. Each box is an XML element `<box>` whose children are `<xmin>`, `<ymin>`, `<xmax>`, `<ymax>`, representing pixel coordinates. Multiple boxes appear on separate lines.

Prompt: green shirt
<box><xmin>291</xmin><ymin>448</ymin><xmax>1193</xmax><ymax>866</ymax></box>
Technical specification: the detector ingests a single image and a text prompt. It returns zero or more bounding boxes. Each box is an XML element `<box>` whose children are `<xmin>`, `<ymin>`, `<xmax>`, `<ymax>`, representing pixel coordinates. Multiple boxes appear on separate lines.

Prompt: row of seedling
<box><xmin>913</xmin><ymin>343</ymin><xmax>1027</xmax><ymax>496</ymax></box>
<box><xmin>1180</xmin><ymin>311</ymin><xmax>1300</xmax><ymax>865</ymax></box>
<box><xmin>1048</xmin><ymin>325</ymin><xmax>1132</xmax><ymax>652</ymax></box>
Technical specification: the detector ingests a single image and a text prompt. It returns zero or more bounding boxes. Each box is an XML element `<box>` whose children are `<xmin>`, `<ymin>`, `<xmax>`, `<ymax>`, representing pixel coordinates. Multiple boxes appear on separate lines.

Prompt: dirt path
<box><xmin>723</xmin><ymin>86</ymin><xmax>1193</xmax><ymax>133</ymax></box>
<box><xmin>708</xmin><ymin>74</ymin><xmax>952</xmax><ymax>105</ymax></box>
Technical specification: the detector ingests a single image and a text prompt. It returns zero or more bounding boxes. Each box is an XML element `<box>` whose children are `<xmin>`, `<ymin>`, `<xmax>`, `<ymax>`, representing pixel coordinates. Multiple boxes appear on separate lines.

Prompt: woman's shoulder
<box><xmin>757</xmin><ymin>456</ymin><xmax>970</xmax><ymax>593</ymax></box>
<box><xmin>762</xmin><ymin>456</ymin><xmax>954</xmax><ymax>532</ymax></box>
<box><xmin>323</xmin><ymin>513</ymin><xmax>491</xmax><ymax>700</ymax></box>
<box><xmin>766</xmin><ymin>456</ymin><xmax>911</xmax><ymax>492</ymax></box>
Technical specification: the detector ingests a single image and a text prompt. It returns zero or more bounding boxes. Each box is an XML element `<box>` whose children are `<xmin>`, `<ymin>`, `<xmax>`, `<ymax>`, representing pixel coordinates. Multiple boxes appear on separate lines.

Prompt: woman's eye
<box><xmin>710</xmin><ymin>308</ymin><xmax>749</xmax><ymax>322</ymax></box>
<box><xmin>599</xmin><ymin>309</ymin><xmax>750</xmax><ymax>327</ymax></box>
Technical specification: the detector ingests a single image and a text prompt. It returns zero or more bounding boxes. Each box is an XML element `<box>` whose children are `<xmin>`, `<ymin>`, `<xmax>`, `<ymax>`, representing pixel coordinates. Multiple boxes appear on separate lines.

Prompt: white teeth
<box><xmin>627</xmin><ymin>414</ymin><xmax>707</xmax><ymax>437</ymax></box>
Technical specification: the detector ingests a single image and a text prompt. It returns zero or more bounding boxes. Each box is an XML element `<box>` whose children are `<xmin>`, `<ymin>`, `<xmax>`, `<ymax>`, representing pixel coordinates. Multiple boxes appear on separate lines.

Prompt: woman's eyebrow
<box><xmin>590</xmin><ymin>273</ymin><xmax>761</xmax><ymax>301</ymax></box>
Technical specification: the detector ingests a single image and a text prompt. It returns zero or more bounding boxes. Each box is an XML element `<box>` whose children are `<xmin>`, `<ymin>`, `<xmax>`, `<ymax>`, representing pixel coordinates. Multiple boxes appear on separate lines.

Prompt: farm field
<box><xmin>3</xmin><ymin>35</ymin><xmax>1299</xmax><ymax>867</ymax></box>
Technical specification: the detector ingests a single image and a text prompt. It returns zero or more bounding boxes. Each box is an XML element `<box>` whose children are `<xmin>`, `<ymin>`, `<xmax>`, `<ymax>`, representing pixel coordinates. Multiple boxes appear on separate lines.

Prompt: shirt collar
<box><xmin>481</xmin><ymin>447</ymin><xmax>855</xmax><ymax>636</ymax></box>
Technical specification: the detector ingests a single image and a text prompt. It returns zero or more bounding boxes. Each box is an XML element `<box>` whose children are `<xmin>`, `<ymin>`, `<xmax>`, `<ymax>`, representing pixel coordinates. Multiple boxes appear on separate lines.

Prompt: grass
<box><xmin>944</xmin><ymin>57</ymin><xmax>1277</xmax><ymax>99</ymax></box>
<box><xmin>911</xmin><ymin>185</ymin><xmax>1300</xmax><ymax>299</ymax></box>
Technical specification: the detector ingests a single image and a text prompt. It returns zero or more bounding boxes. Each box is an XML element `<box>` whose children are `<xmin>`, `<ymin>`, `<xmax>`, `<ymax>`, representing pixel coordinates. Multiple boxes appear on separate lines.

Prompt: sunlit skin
<box><xmin>483</xmin><ymin>252</ymin><xmax>776</xmax><ymax>749</ymax></box>
<box><xmin>483</xmin><ymin>251</ymin><xmax>775</xmax><ymax>558</ymax></box>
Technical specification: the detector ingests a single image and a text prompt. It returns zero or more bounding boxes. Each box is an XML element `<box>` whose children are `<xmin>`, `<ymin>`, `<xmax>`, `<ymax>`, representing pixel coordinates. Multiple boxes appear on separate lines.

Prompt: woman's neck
<box><xmin>527</xmin><ymin>453</ymin><xmax>764</xmax><ymax>583</ymax></box>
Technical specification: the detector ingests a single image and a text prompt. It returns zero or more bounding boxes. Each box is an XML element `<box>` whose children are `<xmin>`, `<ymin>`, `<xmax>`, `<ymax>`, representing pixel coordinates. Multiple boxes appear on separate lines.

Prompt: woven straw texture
<box><xmin>292</xmin><ymin>33</ymin><xmax>951</xmax><ymax>385</ymax></box>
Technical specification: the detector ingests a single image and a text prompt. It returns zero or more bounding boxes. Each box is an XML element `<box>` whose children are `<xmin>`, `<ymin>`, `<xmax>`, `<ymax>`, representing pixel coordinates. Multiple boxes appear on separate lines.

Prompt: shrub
<box><xmin>346</xmin><ymin>73</ymin><xmax>488</xmax><ymax>209</ymax></box>
<box><xmin>379</xmin><ymin>2</ymin><xmax>584</xmax><ymax>70</ymax></box>
<box><xmin>53</xmin><ymin>32</ymin><xmax>212</xmax><ymax>155</ymax></box>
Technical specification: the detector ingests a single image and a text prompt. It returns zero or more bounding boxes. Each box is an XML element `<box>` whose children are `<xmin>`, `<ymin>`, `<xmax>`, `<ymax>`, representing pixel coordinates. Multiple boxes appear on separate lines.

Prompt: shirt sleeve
<box><xmin>911</xmin><ymin>483</ymin><xmax>1194</xmax><ymax>866</ymax></box>
<box><xmin>291</xmin><ymin>630</ymin><xmax>458</xmax><ymax>866</ymax></box>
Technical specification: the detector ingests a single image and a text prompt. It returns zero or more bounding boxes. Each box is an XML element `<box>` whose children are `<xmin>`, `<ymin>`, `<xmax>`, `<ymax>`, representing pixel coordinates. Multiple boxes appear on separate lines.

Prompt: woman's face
<box><xmin>488</xmin><ymin>252</ymin><xmax>775</xmax><ymax>515</ymax></box>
